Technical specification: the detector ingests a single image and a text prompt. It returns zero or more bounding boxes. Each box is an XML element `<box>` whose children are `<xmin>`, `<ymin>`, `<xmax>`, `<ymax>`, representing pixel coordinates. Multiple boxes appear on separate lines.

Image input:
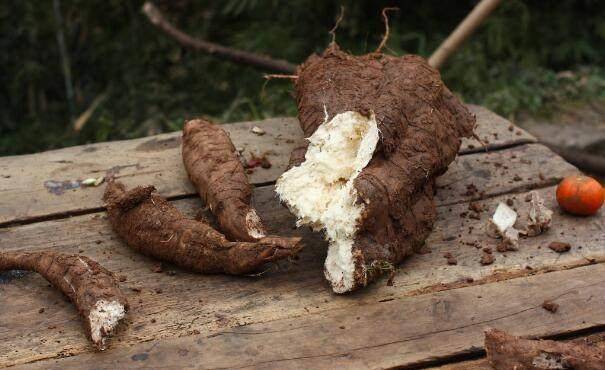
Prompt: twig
<box><xmin>263</xmin><ymin>74</ymin><xmax>298</xmax><ymax>80</ymax></box>
<box><xmin>142</xmin><ymin>2</ymin><xmax>296</xmax><ymax>74</ymax></box>
<box><xmin>472</xmin><ymin>132</ymin><xmax>489</xmax><ymax>151</ymax></box>
<box><xmin>52</xmin><ymin>0</ymin><xmax>75</xmax><ymax>123</ymax></box>
<box><xmin>375</xmin><ymin>7</ymin><xmax>399</xmax><ymax>53</ymax></box>
<box><xmin>73</xmin><ymin>93</ymin><xmax>107</xmax><ymax>132</ymax></box>
<box><xmin>329</xmin><ymin>6</ymin><xmax>345</xmax><ymax>45</ymax></box>
<box><xmin>428</xmin><ymin>0</ymin><xmax>502</xmax><ymax>69</ymax></box>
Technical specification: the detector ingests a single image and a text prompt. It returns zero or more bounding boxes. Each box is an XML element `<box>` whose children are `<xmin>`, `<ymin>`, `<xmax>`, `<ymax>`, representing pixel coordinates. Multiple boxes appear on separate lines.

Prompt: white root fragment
<box><xmin>486</xmin><ymin>202</ymin><xmax>519</xmax><ymax>248</ymax></box>
<box><xmin>251</xmin><ymin>126</ymin><xmax>265</xmax><ymax>135</ymax></box>
<box><xmin>502</xmin><ymin>227</ymin><xmax>520</xmax><ymax>250</ymax></box>
<box><xmin>486</xmin><ymin>192</ymin><xmax>553</xmax><ymax>251</ymax></box>
<box><xmin>88</xmin><ymin>300</ymin><xmax>126</xmax><ymax>350</ymax></box>
<box><xmin>525</xmin><ymin>191</ymin><xmax>553</xmax><ymax>236</ymax></box>
<box><xmin>276</xmin><ymin>111</ymin><xmax>379</xmax><ymax>293</ymax></box>
<box><xmin>81</xmin><ymin>176</ymin><xmax>105</xmax><ymax>187</ymax></box>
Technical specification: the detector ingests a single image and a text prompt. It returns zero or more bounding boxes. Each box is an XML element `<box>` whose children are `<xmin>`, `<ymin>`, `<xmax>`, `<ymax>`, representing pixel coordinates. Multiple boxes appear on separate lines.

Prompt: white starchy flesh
<box><xmin>486</xmin><ymin>202</ymin><xmax>520</xmax><ymax>248</ymax></box>
<box><xmin>245</xmin><ymin>209</ymin><xmax>267</xmax><ymax>239</ymax></box>
<box><xmin>88</xmin><ymin>300</ymin><xmax>126</xmax><ymax>350</ymax></box>
<box><xmin>491</xmin><ymin>202</ymin><xmax>517</xmax><ymax>233</ymax></box>
<box><xmin>276</xmin><ymin>111</ymin><xmax>379</xmax><ymax>293</ymax></box>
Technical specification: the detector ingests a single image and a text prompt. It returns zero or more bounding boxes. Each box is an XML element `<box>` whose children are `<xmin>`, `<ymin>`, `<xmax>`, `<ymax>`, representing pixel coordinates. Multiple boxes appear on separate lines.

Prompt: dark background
<box><xmin>1</xmin><ymin>0</ymin><xmax>604</xmax><ymax>155</ymax></box>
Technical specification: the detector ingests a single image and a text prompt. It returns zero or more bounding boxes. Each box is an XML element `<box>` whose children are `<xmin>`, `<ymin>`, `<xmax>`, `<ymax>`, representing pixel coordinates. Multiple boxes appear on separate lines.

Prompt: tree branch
<box><xmin>142</xmin><ymin>2</ymin><xmax>296</xmax><ymax>74</ymax></box>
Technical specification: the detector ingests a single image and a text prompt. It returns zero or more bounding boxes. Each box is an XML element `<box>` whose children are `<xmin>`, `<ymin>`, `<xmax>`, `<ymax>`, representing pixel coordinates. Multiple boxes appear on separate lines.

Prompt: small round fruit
<box><xmin>556</xmin><ymin>175</ymin><xmax>604</xmax><ymax>216</ymax></box>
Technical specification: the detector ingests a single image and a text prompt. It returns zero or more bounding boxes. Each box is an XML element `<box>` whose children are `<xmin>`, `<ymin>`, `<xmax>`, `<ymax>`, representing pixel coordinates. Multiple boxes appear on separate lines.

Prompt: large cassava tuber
<box><xmin>182</xmin><ymin>118</ymin><xmax>268</xmax><ymax>242</ymax></box>
<box><xmin>276</xmin><ymin>43</ymin><xmax>475</xmax><ymax>293</ymax></box>
<box><xmin>0</xmin><ymin>251</ymin><xmax>128</xmax><ymax>350</ymax></box>
<box><xmin>485</xmin><ymin>328</ymin><xmax>605</xmax><ymax>369</ymax></box>
<box><xmin>103</xmin><ymin>181</ymin><xmax>302</xmax><ymax>274</ymax></box>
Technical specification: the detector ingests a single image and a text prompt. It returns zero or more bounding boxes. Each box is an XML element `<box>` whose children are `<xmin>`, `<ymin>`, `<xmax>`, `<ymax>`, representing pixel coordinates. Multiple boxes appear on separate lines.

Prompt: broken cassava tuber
<box><xmin>0</xmin><ymin>251</ymin><xmax>128</xmax><ymax>350</ymax></box>
<box><xmin>275</xmin><ymin>43</ymin><xmax>475</xmax><ymax>293</ymax></box>
<box><xmin>182</xmin><ymin>118</ymin><xmax>269</xmax><ymax>242</ymax></box>
<box><xmin>485</xmin><ymin>328</ymin><xmax>605</xmax><ymax>369</ymax></box>
<box><xmin>103</xmin><ymin>180</ymin><xmax>302</xmax><ymax>275</ymax></box>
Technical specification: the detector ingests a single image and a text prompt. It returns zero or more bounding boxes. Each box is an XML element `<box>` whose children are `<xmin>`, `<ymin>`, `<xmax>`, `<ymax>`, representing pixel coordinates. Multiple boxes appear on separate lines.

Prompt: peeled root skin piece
<box><xmin>0</xmin><ymin>251</ymin><xmax>128</xmax><ymax>350</ymax></box>
<box><xmin>182</xmin><ymin>118</ymin><xmax>266</xmax><ymax>242</ymax></box>
<box><xmin>103</xmin><ymin>181</ymin><xmax>302</xmax><ymax>275</ymax></box>
<box><xmin>485</xmin><ymin>328</ymin><xmax>605</xmax><ymax>370</ymax></box>
<box><xmin>277</xmin><ymin>44</ymin><xmax>475</xmax><ymax>293</ymax></box>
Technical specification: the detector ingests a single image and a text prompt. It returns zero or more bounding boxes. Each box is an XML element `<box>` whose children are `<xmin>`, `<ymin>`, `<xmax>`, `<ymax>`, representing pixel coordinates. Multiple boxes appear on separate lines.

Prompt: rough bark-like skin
<box><xmin>291</xmin><ymin>44</ymin><xmax>475</xmax><ymax>291</ymax></box>
<box><xmin>0</xmin><ymin>251</ymin><xmax>128</xmax><ymax>350</ymax></box>
<box><xmin>182</xmin><ymin>118</ymin><xmax>266</xmax><ymax>242</ymax></box>
<box><xmin>485</xmin><ymin>329</ymin><xmax>605</xmax><ymax>369</ymax></box>
<box><xmin>103</xmin><ymin>181</ymin><xmax>302</xmax><ymax>274</ymax></box>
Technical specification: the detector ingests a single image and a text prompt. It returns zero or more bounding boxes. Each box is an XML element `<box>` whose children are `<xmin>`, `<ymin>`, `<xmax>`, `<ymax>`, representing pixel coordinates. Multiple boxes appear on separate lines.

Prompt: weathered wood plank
<box><xmin>10</xmin><ymin>263</ymin><xmax>605</xmax><ymax>370</ymax></box>
<box><xmin>2</xmin><ymin>181</ymin><xmax>603</xmax><ymax>367</ymax></box>
<box><xmin>435</xmin><ymin>143</ymin><xmax>575</xmax><ymax>206</ymax></box>
<box><xmin>0</xmin><ymin>106</ymin><xmax>534</xmax><ymax>226</ymax></box>
<box><xmin>0</xmin><ymin>117</ymin><xmax>304</xmax><ymax>226</ymax></box>
<box><xmin>462</xmin><ymin>104</ymin><xmax>535</xmax><ymax>154</ymax></box>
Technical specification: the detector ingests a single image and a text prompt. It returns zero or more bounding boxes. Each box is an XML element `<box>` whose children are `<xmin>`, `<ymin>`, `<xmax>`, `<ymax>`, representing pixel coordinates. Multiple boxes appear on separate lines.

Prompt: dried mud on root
<box><xmin>279</xmin><ymin>43</ymin><xmax>475</xmax><ymax>292</ymax></box>
<box><xmin>485</xmin><ymin>328</ymin><xmax>605</xmax><ymax>370</ymax></box>
<box><xmin>182</xmin><ymin>118</ymin><xmax>267</xmax><ymax>242</ymax></box>
<box><xmin>0</xmin><ymin>251</ymin><xmax>128</xmax><ymax>350</ymax></box>
<box><xmin>103</xmin><ymin>181</ymin><xmax>302</xmax><ymax>275</ymax></box>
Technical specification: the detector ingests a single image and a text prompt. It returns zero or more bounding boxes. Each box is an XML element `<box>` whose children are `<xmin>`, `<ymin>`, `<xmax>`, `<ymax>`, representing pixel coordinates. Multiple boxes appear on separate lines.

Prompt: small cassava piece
<box><xmin>0</xmin><ymin>251</ymin><xmax>128</xmax><ymax>350</ymax></box>
<box><xmin>485</xmin><ymin>328</ymin><xmax>605</xmax><ymax>370</ymax></box>
<box><xmin>275</xmin><ymin>42</ymin><xmax>475</xmax><ymax>293</ymax></box>
<box><xmin>182</xmin><ymin>118</ymin><xmax>267</xmax><ymax>242</ymax></box>
<box><xmin>103</xmin><ymin>180</ymin><xmax>302</xmax><ymax>274</ymax></box>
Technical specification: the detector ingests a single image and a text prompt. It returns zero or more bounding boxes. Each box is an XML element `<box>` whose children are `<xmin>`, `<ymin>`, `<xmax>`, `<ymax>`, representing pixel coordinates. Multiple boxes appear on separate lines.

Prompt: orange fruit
<box><xmin>556</xmin><ymin>175</ymin><xmax>604</xmax><ymax>216</ymax></box>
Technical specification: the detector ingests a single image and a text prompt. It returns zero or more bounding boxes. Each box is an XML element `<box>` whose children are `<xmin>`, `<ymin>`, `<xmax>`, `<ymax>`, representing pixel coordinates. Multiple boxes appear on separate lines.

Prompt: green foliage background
<box><xmin>1</xmin><ymin>0</ymin><xmax>604</xmax><ymax>155</ymax></box>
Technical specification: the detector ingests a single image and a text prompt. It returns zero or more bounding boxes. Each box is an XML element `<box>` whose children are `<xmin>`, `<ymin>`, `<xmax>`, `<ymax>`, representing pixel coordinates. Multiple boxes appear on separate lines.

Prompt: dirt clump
<box><xmin>549</xmin><ymin>241</ymin><xmax>571</xmax><ymax>253</ymax></box>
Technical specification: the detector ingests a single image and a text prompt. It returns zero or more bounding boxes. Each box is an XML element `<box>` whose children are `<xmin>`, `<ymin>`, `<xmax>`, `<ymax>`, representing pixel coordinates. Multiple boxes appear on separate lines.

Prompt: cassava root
<box><xmin>276</xmin><ymin>42</ymin><xmax>475</xmax><ymax>293</ymax></box>
<box><xmin>103</xmin><ymin>180</ymin><xmax>302</xmax><ymax>274</ymax></box>
<box><xmin>0</xmin><ymin>251</ymin><xmax>128</xmax><ymax>350</ymax></box>
<box><xmin>485</xmin><ymin>328</ymin><xmax>605</xmax><ymax>369</ymax></box>
<box><xmin>182</xmin><ymin>118</ymin><xmax>267</xmax><ymax>242</ymax></box>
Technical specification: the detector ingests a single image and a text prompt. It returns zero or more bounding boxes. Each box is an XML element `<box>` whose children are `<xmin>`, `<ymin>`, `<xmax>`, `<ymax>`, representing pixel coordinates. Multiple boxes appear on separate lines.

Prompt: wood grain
<box><xmin>0</xmin><ymin>106</ymin><xmax>534</xmax><ymax>226</ymax></box>
<box><xmin>0</xmin><ymin>117</ymin><xmax>304</xmax><ymax>226</ymax></box>
<box><xmin>435</xmin><ymin>143</ymin><xmax>575</xmax><ymax>206</ymax></box>
<box><xmin>11</xmin><ymin>263</ymin><xmax>605</xmax><ymax>370</ymax></box>
<box><xmin>2</xmin><ymin>182</ymin><xmax>603</xmax><ymax>367</ymax></box>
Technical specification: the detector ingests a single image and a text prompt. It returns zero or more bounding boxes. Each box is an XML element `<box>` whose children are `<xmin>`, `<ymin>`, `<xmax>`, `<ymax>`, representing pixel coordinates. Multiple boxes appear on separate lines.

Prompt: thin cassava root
<box><xmin>182</xmin><ymin>118</ymin><xmax>267</xmax><ymax>242</ymax></box>
<box><xmin>0</xmin><ymin>251</ymin><xmax>128</xmax><ymax>350</ymax></box>
<box><xmin>276</xmin><ymin>42</ymin><xmax>475</xmax><ymax>293</ymax></box>
<box><xmin>485</xmin><ymin>328</ymin><xmax>605</xmax><ymax>369</ymax></box>
<box><xmin>103</xmin><ymin>180</ymin><xmax>302</xmax><ymax>275</ymax></box>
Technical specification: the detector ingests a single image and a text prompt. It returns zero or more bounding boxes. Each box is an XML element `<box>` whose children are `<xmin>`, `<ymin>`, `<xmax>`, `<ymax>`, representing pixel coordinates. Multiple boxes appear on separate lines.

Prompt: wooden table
<box><xmin>1</xmin><ymin>105</ymin><xmax>603</xmax><ymax>369</ymax></box>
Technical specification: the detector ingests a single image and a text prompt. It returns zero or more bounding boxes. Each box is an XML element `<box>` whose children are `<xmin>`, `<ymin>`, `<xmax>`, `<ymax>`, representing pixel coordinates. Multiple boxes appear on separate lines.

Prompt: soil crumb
<box><xmin>443</xmin><ymin>252</ymin><xmax>457</xmax><ymax>265</ymax></box>
<box><xmin>481</xmin><ymin>252</ymin><xmax>495</xmax><ymax>265</ymax></box>
<box><xmin>548</xmin><ymin>241</ymin><xmax>571</xmax><ymax>253</ymax></box>
<box><xmin>542</xmin><ymin>300</ymin><xmax>559</xmax><ymax>313</ymax></box>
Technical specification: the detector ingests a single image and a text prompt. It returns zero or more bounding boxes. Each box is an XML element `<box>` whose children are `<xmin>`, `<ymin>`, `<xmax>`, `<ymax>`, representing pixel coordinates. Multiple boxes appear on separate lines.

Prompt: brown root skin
<box><xmin>0</xmin><ymin>251</ymin><xmax>128</xmax><ymax>351</ymax></box>
<box><xmin>485</xmin><ymin>329</ymin><xmax>605</xmax><ymax>370</ymax></box>
<box><xmin>103</xmin><ymin>181</ymin><xmax>302</xmax><ymax>275</ymax></box>
<box><xmin>287</xmin><ymin>43</ymin><xmax>475</xmax><ymax>292</ymax></box>
<box><xmin>182</xmin><ymin>118</ymin><xmax>267</xmax><ymax>242</ymax></box>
